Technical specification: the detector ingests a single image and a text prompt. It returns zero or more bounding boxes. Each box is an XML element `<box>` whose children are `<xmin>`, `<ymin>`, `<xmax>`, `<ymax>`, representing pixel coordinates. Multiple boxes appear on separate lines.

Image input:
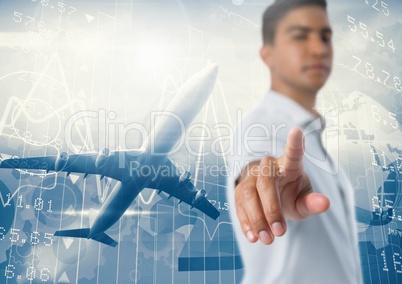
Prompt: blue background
<box><xmin>0</xmin><ymin>0</ymin><xmax>401</xmax><ymax>283</ymax></box>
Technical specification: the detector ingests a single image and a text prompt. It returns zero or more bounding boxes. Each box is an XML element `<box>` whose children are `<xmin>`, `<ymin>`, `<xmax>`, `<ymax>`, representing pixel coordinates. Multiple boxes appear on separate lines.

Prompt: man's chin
<box><xmin>304</xmin><ymin>77</ymin><xmax>328</xmax><ymax>92</ymax></box>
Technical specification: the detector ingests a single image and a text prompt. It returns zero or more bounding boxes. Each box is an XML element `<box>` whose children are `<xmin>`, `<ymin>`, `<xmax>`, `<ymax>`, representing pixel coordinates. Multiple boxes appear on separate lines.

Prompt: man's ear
<box><xmin>260</xmin><ymin>44</ymin><xmax>273</xmax><ymax>68</ymax></box>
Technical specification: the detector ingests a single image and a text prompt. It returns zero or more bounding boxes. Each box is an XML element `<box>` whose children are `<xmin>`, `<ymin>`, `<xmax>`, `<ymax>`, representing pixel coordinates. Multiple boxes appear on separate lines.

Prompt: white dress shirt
<box><xmin>226</xmin><ymin>90</ymin><xmax>362</xmax><ymax>284</ymax></box>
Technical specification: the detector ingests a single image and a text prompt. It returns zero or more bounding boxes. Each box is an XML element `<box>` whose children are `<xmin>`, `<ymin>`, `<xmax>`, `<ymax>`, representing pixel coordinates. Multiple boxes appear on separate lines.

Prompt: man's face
<box><xmin>261</xmin><ymin>5</ymin><xmax>333</xmax><ymax>93</ymax></box>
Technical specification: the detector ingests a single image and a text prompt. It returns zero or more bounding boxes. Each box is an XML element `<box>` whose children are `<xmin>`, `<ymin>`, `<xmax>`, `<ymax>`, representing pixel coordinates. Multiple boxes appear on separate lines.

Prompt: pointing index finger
<box><xmin>281</xmin><ymin>127</ymin><xmax>304</xmax><ymax>174</ymax></box>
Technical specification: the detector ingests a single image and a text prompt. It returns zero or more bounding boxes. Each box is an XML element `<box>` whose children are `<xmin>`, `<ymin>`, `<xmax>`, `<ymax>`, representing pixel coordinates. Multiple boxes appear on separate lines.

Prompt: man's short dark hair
<box><xmin>262</xmin><ymin>0</ymin><xmax>327</xmax><ymax>44</ymax></box>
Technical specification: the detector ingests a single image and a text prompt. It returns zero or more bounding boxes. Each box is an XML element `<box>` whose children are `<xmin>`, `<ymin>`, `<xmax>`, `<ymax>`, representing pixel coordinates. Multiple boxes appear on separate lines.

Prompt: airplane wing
<box><xmin>0</xmin><ymin>152</ymin><xmax>220</xmax><ymax>220</ymax></box>
<box><xmin>146</xmin><ymin>159</ymin><xmax>220</xmax><ymax>220</ymax></box>
<box><xmin>0</xmin><ymin>150</ymin><xmax>124</xmax><ymax>181</ymax></box>
<box><xmin>181</xmin><ymin>181</ymin><xmax>220</xmax><ymax>220</ymax></box>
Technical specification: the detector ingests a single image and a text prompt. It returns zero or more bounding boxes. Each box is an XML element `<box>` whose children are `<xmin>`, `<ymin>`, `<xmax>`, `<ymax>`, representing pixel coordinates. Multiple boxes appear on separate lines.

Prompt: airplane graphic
<box><xmin>0</xmin><ymin>64</ymin><xmax>220</xmax><ymax>247</ymax></box>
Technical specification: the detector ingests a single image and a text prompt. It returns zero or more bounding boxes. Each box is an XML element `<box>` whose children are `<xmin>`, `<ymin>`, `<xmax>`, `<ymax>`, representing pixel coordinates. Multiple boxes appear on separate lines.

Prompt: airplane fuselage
<box><xmin>88</xmin><ymin>180</ymin><xmax>142</xmax><ymax>238</ymax></box>
<box><xmin>88</xmin><ymin>153</ymin><xmax>166</xmax><ymax>238</ymax></box>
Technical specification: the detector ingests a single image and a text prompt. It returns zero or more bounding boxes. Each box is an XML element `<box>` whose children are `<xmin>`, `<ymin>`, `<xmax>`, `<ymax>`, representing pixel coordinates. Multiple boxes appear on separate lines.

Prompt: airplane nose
<box><xmin>208</xmin><ymin>63</ymin><xmax>219</xmax><ymax>76</ymax></box>
<box><xmin>205</xmin><ymin>63</ymin><xmax>219</xmax><ymax>81</ymax></box>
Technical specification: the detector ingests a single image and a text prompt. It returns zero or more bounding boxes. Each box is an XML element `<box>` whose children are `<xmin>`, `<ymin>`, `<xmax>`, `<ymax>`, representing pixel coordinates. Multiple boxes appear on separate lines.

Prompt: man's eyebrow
<box><xmin>286</xmin><ymin>26</ymin><xmax>332</xmax><ymax>34</ymax></box>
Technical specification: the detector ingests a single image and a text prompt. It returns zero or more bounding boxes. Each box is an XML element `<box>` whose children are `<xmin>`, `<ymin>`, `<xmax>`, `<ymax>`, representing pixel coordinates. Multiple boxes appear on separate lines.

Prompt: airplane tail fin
<box><xmin>54</xmin><ymin>228</ymin><xmax>118</xmax><ymax>247</ymax></box>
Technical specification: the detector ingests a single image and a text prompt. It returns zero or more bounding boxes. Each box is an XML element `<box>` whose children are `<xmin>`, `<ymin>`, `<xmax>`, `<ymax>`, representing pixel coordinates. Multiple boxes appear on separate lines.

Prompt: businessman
<box><xmin>226</xmin><ymin>0</ymin><xmax>362</xmax><ymax>283</ymax></box>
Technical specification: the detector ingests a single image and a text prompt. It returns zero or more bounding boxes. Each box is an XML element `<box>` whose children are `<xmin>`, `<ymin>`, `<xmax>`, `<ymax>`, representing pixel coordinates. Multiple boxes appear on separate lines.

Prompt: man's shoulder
<box><xmin>229</xmin><ymin>104</ymin><xmax>290</xmax><ymax>163</ymax></box>
<box><xmin>235</xmin><ymin>98</ymin><xmax>295</xmax><ymax>146</ymax></box>
<box><xmin>236</xmin><ymin>101</ymin><xmax>283</xmax><ymax>131</ymax></box>
<box><xmin>239</xmin><ymin>92</ymin><xmax>299</xmax><ymax>129</ymax></box>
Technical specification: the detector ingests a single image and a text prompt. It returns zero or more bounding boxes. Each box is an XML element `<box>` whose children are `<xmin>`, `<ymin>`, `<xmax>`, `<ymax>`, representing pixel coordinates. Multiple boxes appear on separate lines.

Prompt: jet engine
<box><xmin>193</xmin><ymin>189</ymin><xmax>207</xmax><ymax>205</ymax></box>
<box><xmin>55</xmin><ymin>152</ymin><xmax>69</xmax><ymax>171</ymax></box>
<box><xmin>178</xmin><ymin>171</ymin><xmax>191</xmax><ymax>187</ymax></box>
<box><xmin>95</xmin><ymin>148</ymin><xmax>110</xmax><ymax>169</ymax></box>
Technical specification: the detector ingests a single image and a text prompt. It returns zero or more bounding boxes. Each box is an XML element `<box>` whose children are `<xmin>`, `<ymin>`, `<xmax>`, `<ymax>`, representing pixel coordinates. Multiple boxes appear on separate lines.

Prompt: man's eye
<box><xmin>293</xmin><ymin>35</ymin><xmax>307</xmax><ymax>40</ymax></box>
<box><xmin>322</xmin><ymin>34</ymin><xmax>332</xmax><ymax>43</ymax></box>
<box><xmin>322</xmin><ymin>34</ymin><xmax>332</xmax><ymax>42</ymax></box>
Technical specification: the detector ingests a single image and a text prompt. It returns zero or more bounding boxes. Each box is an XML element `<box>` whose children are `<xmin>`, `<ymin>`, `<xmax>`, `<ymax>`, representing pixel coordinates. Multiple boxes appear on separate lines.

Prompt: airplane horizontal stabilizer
<box><xmin>54</xmin><ymin>228</ymin><xmax>118</xmax><ymax>247</ymax></box>
<box><xmin>54</xmin><ymin>228</ymin><xmax>90</xmax><ymax>238</ymax></box>
<box><xmin>92</xmin><ymin>232</ymin><xmax>118</xmax><ymax>247</ymax></box>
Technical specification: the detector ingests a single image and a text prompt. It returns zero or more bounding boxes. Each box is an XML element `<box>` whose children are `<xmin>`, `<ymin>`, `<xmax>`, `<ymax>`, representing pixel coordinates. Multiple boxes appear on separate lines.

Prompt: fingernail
<box><xmin>272</xmin><ymin>222</ymin><xmax>285</xmax><ymax>236</ymax></box>
<box><xmin>259</xmin><ymin>230</ymin><xmax>272</xmax><ymax>244</ymax></box>
<box><xmin>246</xmin><ymin>230</ymin><xmax>256</xmax><ymax>242</ymax></box>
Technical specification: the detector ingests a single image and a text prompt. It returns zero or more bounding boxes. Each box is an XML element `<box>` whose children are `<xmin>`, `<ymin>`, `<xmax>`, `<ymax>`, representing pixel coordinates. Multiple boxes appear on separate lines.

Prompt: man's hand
<box><xmin>234</xmin><ymin>127</ymin><xmax>330</xmax><ymax>245</ymax></box>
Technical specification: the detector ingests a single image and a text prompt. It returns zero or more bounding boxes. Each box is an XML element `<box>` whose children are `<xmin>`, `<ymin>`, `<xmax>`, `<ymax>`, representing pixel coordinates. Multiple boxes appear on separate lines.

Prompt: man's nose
<box><xmin>309</xmin><ymin>35</ymin><xmax>330</xmax><ymax>57</ymax></box>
